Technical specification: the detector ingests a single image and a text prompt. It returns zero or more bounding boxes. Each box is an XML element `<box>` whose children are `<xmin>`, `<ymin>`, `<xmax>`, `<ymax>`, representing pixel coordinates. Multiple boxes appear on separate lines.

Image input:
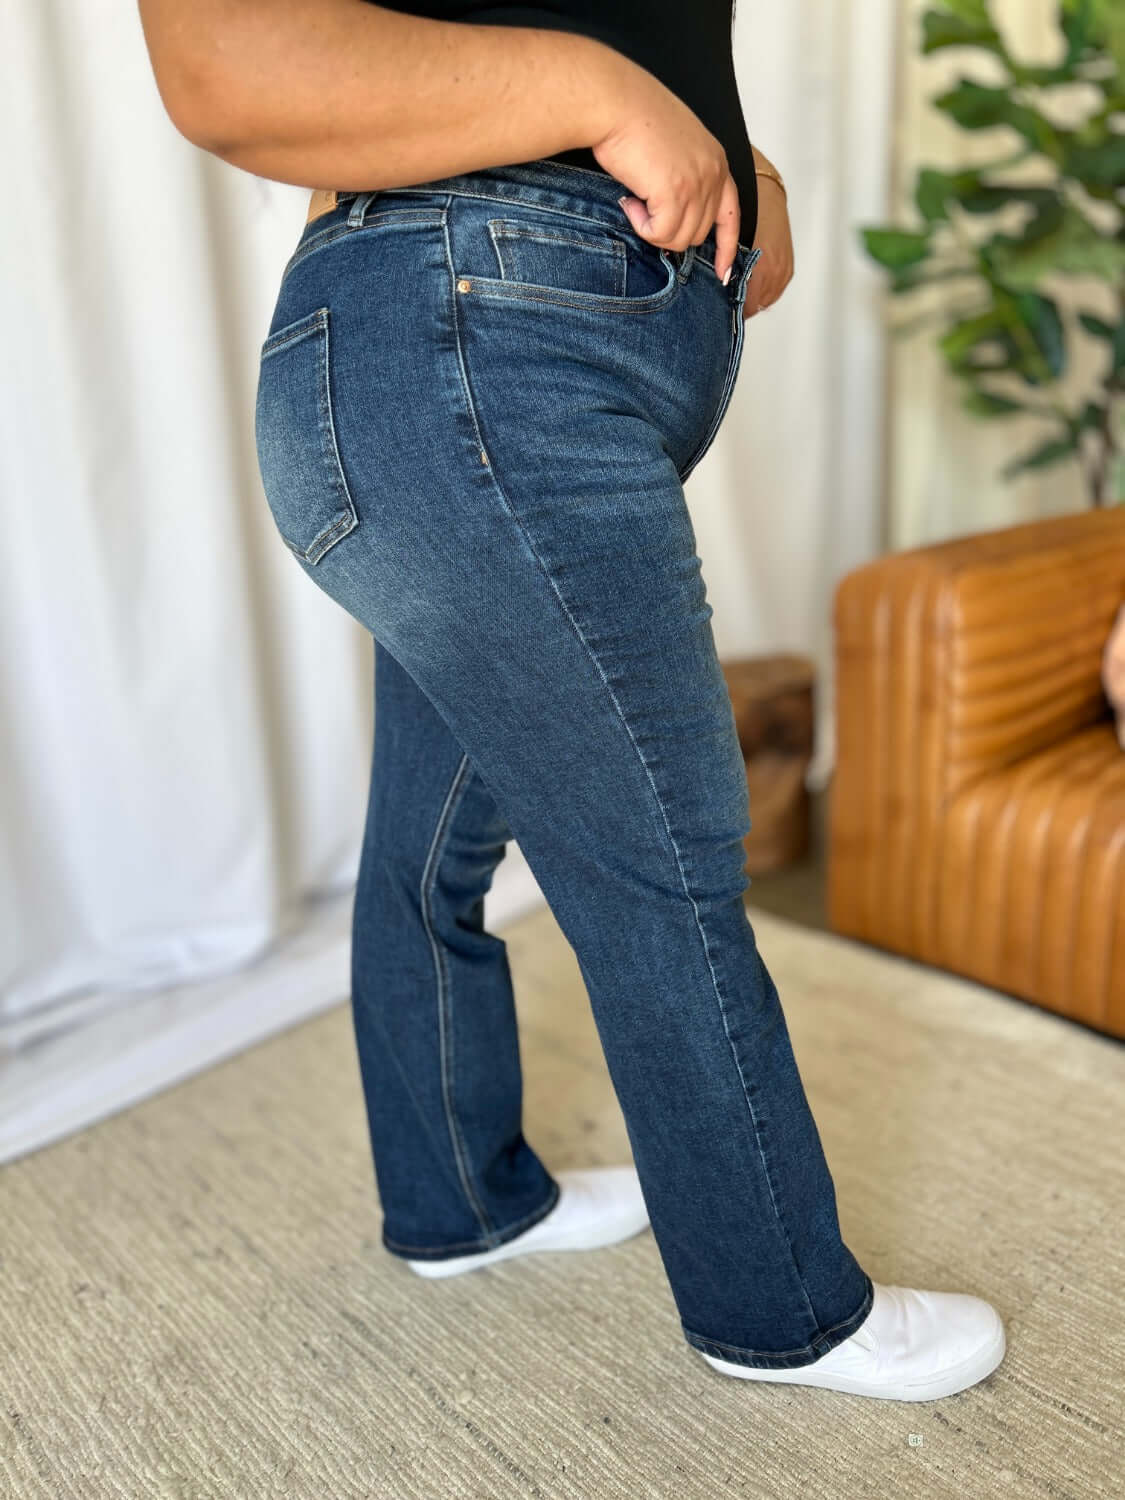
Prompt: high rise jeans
<box><xmin>254</xmin><ymin>157</ymin><xmax>874</xmax><ymax>1369</ymax></box>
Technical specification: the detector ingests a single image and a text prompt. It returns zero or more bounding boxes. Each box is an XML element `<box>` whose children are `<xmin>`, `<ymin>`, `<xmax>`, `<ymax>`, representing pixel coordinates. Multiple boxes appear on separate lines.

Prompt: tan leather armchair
<box><xmin>828</xmin><ymin>507</ymin><xmax>1125</xmax><ymax>1039</ymax></box>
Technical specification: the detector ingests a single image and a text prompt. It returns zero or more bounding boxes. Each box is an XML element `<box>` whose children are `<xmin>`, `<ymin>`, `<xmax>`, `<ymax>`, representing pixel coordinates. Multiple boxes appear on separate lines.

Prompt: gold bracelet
<box><xmin>755</xmin><ymin>166</ymin><xmax>787</xmax><ymax>199</ymax></box>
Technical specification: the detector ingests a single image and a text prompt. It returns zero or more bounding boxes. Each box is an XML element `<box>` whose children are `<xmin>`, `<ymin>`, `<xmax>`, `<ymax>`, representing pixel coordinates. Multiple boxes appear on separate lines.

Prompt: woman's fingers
<box><xmin>711</xmin><ymin>176</ymin><xmax>742</xmax><ymax>284</ymax></box>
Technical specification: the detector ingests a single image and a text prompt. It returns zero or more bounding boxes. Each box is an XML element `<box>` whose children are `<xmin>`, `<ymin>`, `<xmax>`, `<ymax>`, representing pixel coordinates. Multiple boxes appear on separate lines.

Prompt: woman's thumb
<box><xmin>617</xmin><ymin>194</ymin><xmax>652</xmax><ymax>236</ymax></box>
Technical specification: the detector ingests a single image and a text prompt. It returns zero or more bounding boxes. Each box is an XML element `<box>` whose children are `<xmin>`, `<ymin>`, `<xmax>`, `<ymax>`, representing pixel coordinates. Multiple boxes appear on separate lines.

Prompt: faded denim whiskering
<box><xmin>254</xmin><ymin>157</ymin><xmax>873</xmax><ymax>1368</ymax></box>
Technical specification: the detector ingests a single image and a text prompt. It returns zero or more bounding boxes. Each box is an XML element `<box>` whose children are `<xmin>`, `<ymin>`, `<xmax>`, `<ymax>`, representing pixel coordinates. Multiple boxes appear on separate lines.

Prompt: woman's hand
<box><xmin>586</xmin><ymin>61</ymin><xmax>743</xmax><ymax>284</ymax></box>
<box><xmin>742</xmin><ymin>148</ymin><xmax>793</xmax><ymax>320</ymax></box>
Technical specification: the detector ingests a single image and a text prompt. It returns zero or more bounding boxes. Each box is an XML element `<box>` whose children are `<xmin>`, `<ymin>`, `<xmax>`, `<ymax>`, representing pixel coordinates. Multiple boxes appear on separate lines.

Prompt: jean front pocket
<box><xmin>489</xmin><ymin>218</ymin><xmax>630</xmax><ymax>298</ymax></box>
<box><xmin>457</xmin><ymin>206</ymin><xmax>680</xmax><ymax>314</ymax></box>
<box><xmin>254</xmin><ymin>306</ymin><xmax>359</xmax><ymax>565</ymax></box>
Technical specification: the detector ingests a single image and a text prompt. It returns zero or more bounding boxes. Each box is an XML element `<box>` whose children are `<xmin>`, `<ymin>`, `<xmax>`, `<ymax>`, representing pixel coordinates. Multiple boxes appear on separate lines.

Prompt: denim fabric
<box><xmin>254</xmin><ymin>158</ymin><xmax>873</xmax><ymax>1368</ymax></box>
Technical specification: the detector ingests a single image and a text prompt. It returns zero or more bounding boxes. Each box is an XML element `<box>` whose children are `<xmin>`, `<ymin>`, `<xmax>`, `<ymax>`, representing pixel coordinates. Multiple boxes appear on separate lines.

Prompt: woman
<box><xmin>139</xmin><ymin>0</ymin><xmax>1006</xmax><ymax>1401</ymax></box>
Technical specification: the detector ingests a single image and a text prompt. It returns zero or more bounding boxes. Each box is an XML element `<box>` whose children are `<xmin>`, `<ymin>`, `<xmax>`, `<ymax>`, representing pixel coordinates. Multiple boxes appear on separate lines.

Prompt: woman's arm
<box><xmin>136</xmin><ymin>0</ymin><xmax>629</xmax><ymax>191</ymax></box>
<box><xmin>137</xmin><ymin>0</ymin><xmax>747</xmax><ymax>277</ymax></box>
<box><xmin>743</xmin><ymin>142</ymin><xmax>792</xmax><ymax>319</ymax></box>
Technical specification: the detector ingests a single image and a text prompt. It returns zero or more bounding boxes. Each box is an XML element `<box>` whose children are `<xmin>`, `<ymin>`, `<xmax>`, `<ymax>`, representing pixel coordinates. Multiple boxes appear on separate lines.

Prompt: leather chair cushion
<box><xmin>938</xmin><ymin>720</ymin><xmax>1125</xmax><ymax>1031</ymax></box>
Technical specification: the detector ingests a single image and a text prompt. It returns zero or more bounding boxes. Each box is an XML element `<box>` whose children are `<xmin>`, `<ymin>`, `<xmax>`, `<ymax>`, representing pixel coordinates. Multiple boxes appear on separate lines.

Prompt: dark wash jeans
<box><xmin>254</xmin><ymin>157</ymin><xmax>873</xmax><ymax>1368</ymax></box>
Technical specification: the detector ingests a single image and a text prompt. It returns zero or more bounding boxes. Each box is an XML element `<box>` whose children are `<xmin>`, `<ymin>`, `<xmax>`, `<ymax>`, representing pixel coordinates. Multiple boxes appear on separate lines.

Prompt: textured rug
<box><xmin>1</xmin><ymin>902</ymin><xmax>1122</xmax><ymax>1499</ymax></box>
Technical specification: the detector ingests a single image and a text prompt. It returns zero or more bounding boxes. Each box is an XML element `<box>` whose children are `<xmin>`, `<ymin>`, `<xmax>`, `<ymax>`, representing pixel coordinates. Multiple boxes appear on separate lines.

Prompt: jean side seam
<box><xmin>444</xmin><ymin>235</ymin><xmax>818</xmax><ymax>1334</ymax></box>
<box><xmin>353</xmin><ymin>963</ymin><xmax>491</xmax><ymax>1224</ymax></box>
<box><xmin>420</xmin><ymin>750</ymin><xmax>495</xmax><ymax>1240</ymax></box>
<box><xmin>441</xmin><ymin>216</ymin><xmax>496</xmax><ymax>468</ymax></box>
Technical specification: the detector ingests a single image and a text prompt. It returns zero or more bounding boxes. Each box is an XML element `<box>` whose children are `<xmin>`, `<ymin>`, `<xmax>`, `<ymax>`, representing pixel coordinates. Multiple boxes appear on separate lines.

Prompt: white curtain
<box><xmin>697</xmin><ymin>0</ymin><xmax>899</xmax><ymax>784</ymax></box>
<box><xmin>0</xmin><ymin>0</ymin><xmax>897</xmax><ymax>1161</ymax></box>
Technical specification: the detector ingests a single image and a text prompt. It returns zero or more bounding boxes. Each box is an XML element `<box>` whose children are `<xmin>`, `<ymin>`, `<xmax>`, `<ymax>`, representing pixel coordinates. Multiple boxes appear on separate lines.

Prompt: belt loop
<box><xmin>678</xmin><ymin>243</ymin><xmax>695</xmax><ymax>282</ymax></box>
<box><xmin>347</xmin><ymin>190</ymin><xmax>379</xmax><ymax>227</ymax></box>
<box><xmin>732</xmin><ymin>244</ymin><xmax>762</xmax><ymax>306</ymax></box>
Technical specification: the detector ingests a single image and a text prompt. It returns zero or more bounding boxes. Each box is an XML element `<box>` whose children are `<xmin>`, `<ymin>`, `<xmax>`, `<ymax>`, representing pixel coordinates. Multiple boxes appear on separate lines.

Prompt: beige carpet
<box><xmin>1</xmin><ymin>902</ymin><xmax>1122</xmax><ymax>1500</ymax></box>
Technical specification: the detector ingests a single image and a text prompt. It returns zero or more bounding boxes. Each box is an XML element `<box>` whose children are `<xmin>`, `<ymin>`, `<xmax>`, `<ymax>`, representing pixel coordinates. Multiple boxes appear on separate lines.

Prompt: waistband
<box><xmin>305</xmin><ymin>157</ymin><xmax>755</xmax><ymax>258</ymax></box>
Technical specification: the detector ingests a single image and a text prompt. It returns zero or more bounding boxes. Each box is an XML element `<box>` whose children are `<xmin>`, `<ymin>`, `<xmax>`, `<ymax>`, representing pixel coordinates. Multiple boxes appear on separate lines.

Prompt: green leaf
<box><xmin>938</xmin><ymin>320</ymin><xmax>1028</xmax><ymax>383</ymax></box>
<box><xmin>1000</xmin><ymin>433</ymin><xmax>1080</xmax><ymax>478</ymax></box>
<box><xmin>1093</xmin><ymin>0</ymin><xmax>1125</xmax><ymax>81</ymax></box>
<box><xmin>988</xmin><ymin>203</ymin><xmax>1125</xmax><ymax>287</ymax></box>
<box><xmin>861</xmin><ymin>226</ymin><xmax>933</xmax><ymax>268</ymax></box>
<box><xmin>1006</xmin><ymin>60</ymin><xmax>1083</xmax><ymax>86</ymax></box>
<box><xmin>1015</xmin><ymin>291</ymin><xmax>1066</xmax><ymax>379</ymax></box>
<box><xmin>1079</xmin><ymin>312</ymin><xmax>1117</xmax><ymax>340</ymax></box>
<box><xmin>921</xmin><ymin>10</ymin><xmax>1004</xmax><ymax>54</ymax></box>
<box><xmin>933</xmin><ymin>80</ymin><xmax>1062</xmax><ymax>155</ymax></box>
<box><xmin>887</xmin><ymin>263</ymin><xmax>982</xmax><ymax>294</ymax></box>
<box><xmin>916</xmin><ymin>167</ymin><xmax>958</xmax><ymax>222</ymax></box>
<box><xmin>1016</xmin><ymin>194</ymin><xmax>1067</xmax><ymax>243</ymax></box>
<box><xmin>1061</xmin><ymin>133</ymin><xmax>1125</xmax><ymax>189</ymax></box>
<box><xmin>962</xmin><ymin>389</ymin><xmax>1027</xmax><ymax>416</ymax></box>
<box><xmin>938</xmin><ymin>308</ymin><xmax>1008</xmax><ymax>362</ymax></box>
<box><xmin>942</xmin><ymin>0</ymin><xmax>993</xmax><ymax>23</ymax></box>
<box><xmin>1079</xmin><ymin>400</ymin><xmax>1108</xmax><ymax>431</ymax></box>
<box><xmin>1061</xmin><ymin>0</ymin><xmax>1100</xmax><ymax>65</ymax></box>
<box><xmin>1081</xmin><ymin>315</ymin><xmax>1125</xmax><ymax>373</ymax></box>
<box><xmin>957</xmin><ymin>183</ymin><xmax>1038</xmax><ymax>214</ymax></box>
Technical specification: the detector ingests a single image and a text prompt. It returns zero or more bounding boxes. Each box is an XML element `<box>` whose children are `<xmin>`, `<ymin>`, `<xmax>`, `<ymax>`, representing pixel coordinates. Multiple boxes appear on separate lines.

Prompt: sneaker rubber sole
<box><xmin>697</xmin><ymin>1283</ymin><xmax>1006</xmax><ymax>1401</ymax></box>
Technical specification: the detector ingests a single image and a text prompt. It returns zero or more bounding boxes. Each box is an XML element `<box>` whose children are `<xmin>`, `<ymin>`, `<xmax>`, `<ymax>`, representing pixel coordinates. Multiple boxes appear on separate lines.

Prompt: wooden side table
<box><xmin>720</xmin><ymin>654</ymin><xmax>816</xmax><ymax>874</ymax></box>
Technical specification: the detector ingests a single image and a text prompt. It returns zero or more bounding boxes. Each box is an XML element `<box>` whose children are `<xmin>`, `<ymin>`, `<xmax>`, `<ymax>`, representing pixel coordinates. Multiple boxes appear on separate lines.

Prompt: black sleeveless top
<box><xmin>368</xmin><ymin>1</ymin><xmax>758</xmax><ymax>248</ymax></box>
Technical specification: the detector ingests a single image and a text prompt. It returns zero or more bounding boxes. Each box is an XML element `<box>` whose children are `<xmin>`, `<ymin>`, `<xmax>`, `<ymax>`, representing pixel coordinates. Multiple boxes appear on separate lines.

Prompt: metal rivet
<box><xmin>457</xmin><ymin>278</ymin><xmax>472</xmax><ymax>293</ymax></box>
<box><xmin>480</xmin><ymin>449</ymin><xmax>488</xmax><ymax>465</ymax></box>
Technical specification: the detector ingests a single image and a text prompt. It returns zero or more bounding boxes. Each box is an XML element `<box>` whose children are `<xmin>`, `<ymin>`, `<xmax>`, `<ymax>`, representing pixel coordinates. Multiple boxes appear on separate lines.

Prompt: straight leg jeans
<box><xmin>253</xmin><ymin>158</ymin><xmax>874</xmax><ymax>1369</ymax></box>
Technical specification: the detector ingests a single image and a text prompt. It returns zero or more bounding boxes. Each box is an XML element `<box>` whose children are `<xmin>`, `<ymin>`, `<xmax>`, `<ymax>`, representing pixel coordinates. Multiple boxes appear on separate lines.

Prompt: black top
<box><xmin>369</xmin><ymin>0</ymin><xmax>758</xmax><ymax>248</ymax></box>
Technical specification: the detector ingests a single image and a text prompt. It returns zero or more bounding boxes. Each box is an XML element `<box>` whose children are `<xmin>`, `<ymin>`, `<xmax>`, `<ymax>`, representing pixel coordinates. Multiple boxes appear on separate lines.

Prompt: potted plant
<box><xmin>862</xmin><ymin>0</ymin><xmax>1125</xmax><ymax>505</ymax></box>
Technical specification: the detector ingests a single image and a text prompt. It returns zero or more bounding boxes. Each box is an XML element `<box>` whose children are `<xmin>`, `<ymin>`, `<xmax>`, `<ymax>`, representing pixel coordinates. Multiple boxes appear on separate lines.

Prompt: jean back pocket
<box><xmin>254</xmin><ymin>306</ymin><xmax>359</xmax><ymax>565</ymax></box>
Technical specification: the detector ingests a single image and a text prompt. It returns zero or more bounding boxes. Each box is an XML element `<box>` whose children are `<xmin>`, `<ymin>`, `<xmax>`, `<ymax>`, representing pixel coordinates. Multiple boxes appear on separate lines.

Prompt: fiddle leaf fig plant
<box><xmin>861</xmin><ymin>0</ymin><xmax>1125</xmax><ymax>505</ymax></box>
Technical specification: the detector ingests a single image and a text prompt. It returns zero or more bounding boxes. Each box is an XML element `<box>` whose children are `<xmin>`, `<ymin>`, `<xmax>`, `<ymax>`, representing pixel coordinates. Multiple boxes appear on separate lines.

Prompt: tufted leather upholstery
<box><xmin>829</xmin><ymin>507</ymin><xmax>1125</xmax><ymax>1038</ymax></box>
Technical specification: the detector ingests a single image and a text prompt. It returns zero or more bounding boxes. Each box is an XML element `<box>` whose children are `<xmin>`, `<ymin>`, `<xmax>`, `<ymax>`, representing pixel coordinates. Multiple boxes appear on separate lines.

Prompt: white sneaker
<box><xmin>697</xmin><ymin>1282</ymin><xmax>1006</xmax><ymax>1401</ymax></box>
<box><xmin>404</xmin><ymin>1165</ymin><xmax>650</xmax><ymax>1278</ymax></box>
